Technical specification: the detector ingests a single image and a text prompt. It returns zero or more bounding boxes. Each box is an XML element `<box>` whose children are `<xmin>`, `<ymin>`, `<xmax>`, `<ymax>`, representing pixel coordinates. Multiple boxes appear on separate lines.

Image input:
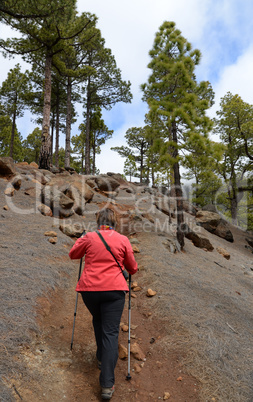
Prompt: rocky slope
<box><xmin>0</xmin><ymin>157</ymin><xmax>253</xmax><ymax>401</ymax></box>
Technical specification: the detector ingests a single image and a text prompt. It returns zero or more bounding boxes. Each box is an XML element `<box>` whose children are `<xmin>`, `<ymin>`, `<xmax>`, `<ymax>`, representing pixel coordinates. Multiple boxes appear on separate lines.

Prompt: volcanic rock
<box><xmin>196</xmin><ymin>211</ymin><xmax>234</xmax><ymax>242</ymax></box>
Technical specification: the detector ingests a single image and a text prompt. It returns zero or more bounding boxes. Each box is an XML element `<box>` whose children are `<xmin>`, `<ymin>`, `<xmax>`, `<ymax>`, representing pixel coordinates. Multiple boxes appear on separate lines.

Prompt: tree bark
<box><xmin>92</xmin><ymin>135</ymin><xmax>96</xmax><ymax>174</ymax></box>
<box><xmin>65</xmin><ymin>77</ymin><xmax>72</xmax><ymax>169</ymax></box>
<box><xmin>81</xmin><ymin>149</ymin><xmax>84</xmax><ymax>174</ymax></box>
<box><xmin>50</xmin><ymin>111</ymin><xmax>55</xmax><ymax>166</ymax></box>
<box><xmin>39</xmin><ymin>54</ymin><xmax>52</xmax><ymax>170</ymax></box>
<box><xmin>140</xmin><ymin>144</ymin><xmax>144</xmax><ymax>183</ymax></box>
<box><xmin>10</xmin><ymin>95</ymin><xmax>17</xmax><ymax>158</ymax></box>
<box><xmin>85</xmin><ymin>77</ymin><xmax>91</xmax><ymax>174</ymax></box>
<box><xmin>55</xmin><ymin>90</ymin><xmax>60</xmax><ymax>168</ymax></box>
<box><xmin>172</xmin><ymin>121</ymin><xmax>185</xmax><ymax>250</ymax></box>
<box><xmin>231</xmin><ymin>196</ymin><xmax>238</xmax><ymax>225</ymax></box>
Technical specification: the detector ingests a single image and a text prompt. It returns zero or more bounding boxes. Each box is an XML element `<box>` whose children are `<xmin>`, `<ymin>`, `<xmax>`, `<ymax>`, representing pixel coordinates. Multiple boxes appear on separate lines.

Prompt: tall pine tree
<box><xmin>142</xmin><ymin>21</ymin><xmax>214</xmax><ymax>249</ymax></box>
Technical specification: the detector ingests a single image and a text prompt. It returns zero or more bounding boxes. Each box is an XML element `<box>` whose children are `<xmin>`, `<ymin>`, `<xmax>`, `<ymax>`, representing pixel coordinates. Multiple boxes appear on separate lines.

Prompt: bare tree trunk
<box><xmin>231</xmin><ymin>196</ymin><xmax>238</xmax><ymax>225</ymax></box>
<box><xmin>151</xmin><ymin>166</ymin><xmax>155</xmax><ymax>186</ymax></box>
<box><xmin>81</xmin><ymin>150</ymin><xmax>84</xmax><ymax>174</ymax></box>
<box><xmin>65</xmin><ymin>76</ymin><xmax>72</xmax><ymax>169</ymax></box>
<box><xmin>85</xmin><ymin>77</ymin><xmax>91</xmax><ymax>174</ymax></box>
<box><xmin>172</xmin><ymin>121</ymin><xmax>184</xmax><ymax>250</ymax></box>
<box><xmin>55</xmin><ymin>90</ymin><xmax>60</xmax><ymax>168</ymax></box>
<box><xmin>10</xmin><ymin>99</ymin><xmax>17</xmax><ymax>158</ymax></box>
<box><xmin>92</xmin><ymin>138</ymin><xmax>96</xmax><ymax>174</ymax></box>
<box><xmin>50</xmin><ymin>111</ymin><xmax>55</xmax><ymax>166</ymax></box>
<box><xmin>140</xmin><ymin>146</ymin><xmax>144</xmax><ymax>183</ymax></box>
<box><xmin>39</xmin><ymin>54</ymin><xmax>52</xmax><ymax>170</ymax></box>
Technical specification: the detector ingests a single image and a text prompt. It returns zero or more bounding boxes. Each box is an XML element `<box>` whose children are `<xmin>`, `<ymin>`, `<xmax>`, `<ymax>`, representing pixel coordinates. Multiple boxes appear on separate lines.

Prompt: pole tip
<box><xmin>126</xmin><ymin>374</ymin><xmax>132</xmax><ymax>381</ymax></box>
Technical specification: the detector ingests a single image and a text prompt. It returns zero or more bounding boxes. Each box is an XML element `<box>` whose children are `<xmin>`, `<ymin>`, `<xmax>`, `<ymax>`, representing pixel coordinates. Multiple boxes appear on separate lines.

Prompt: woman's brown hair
<box><xmin>96</xmin><ymin>208</ymin><xmax>116</xmax><ymax>228</ymax></box>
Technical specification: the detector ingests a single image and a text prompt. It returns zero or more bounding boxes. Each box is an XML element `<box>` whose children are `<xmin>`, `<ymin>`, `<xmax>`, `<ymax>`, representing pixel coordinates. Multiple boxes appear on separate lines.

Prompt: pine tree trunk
<box><xmin>39</xmin><ymin>54</ymin><xmax>52</xmax><ymax>170</ymax></box>
<box><xmin>55</xmin><ymin>90</ymin><xmax>60</xmax><ymax>168</ymax></box>
<box><xmin>92</xmin><ymin>139</ymin><xmax>96</xmax><ymax>174</ymax></box>
<box><xmin>85</xmin><ymin>78</ymin><xmax>91</xmax><ymax>174</ymax></box>
<box><xmin>10</xmin><ymin>102</ymin><xmax>17</xmax><ymax>159</ymax></box>
<box><xmin>81</xmin><ymin>150</ymin><xmax>84</xmax><ymax>174</ymax></box>
<box><xmin>140</xmin><ymin>146</ymin><xmax>144</xmax><ymax>183</ymax></box>
<box><xmin>231</xmin><ymin>197</ymin><xmax>238</xmax><ymax>225</ymax></box>
<box><xmin>65</xmin><ymin>77</ymin><xmax>72</xmax><ymax>169</ymax></box>
<box><xmin>151</xmin><ymin>166</ymin><xmax>155</xmax><ymax>186</ymax></box>
<box><xmin>50</xmin><ymin>112</ymin><xmax>55</xmax><ymax>166</ymax></box>
<box><xmin>172</xmin><ymin>121</ymin><xmax>184</xmax><ymax>250</ymax></box>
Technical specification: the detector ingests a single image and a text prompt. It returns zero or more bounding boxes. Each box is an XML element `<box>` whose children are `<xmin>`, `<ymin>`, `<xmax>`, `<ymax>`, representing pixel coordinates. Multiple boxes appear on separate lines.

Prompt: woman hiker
<box><xmin>69</xmin><ymin>208</ymin><xmax>138</xmax><ymax>400</ymax></box>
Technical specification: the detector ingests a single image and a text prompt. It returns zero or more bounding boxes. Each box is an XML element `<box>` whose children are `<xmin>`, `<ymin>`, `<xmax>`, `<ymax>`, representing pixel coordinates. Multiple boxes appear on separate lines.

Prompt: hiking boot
<box><xmin>101</xmin><ymin>385</ymin><xmax>115</xmax><ymax>400</ymax></box>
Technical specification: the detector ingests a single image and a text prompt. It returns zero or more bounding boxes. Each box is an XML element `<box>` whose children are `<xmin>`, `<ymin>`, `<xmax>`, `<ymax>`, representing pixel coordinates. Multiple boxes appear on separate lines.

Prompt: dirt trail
<box><xmin>2</xmin><ymin>170</ymin><xmax>253</xmax><ymax>401</ymax></box>
<box><xmin>14</xmin><ymin>245</ymin><xmax>200</xmax><ymax>402</ymax></box>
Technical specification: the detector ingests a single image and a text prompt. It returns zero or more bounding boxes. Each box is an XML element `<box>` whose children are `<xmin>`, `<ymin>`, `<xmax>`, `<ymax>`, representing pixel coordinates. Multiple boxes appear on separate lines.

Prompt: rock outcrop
<box><xmin>41</xmin><ymin>186</ymin><xmax>75</xmax><ymax>218</ymax></box>
<box><xmin>0</xmin><ymin>157</ymin><xmax>16</xmax><ymax>177</ymax></box>
<box><xmin>196</xmin><ymin>211</ymin><xmax>234</xmax><ymax>242</ymax></box>
<box><xmin>182</xmin><ymin>223</ymin><xmax>214</xmax><ymax>251</ymax></box>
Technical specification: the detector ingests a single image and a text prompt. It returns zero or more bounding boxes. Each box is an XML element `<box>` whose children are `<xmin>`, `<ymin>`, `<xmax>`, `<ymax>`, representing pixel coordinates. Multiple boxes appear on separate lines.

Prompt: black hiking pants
<box><xmin>81</xmin><ymin>291</ymin><xmax>125</xmax><ymax>388</ymax></box>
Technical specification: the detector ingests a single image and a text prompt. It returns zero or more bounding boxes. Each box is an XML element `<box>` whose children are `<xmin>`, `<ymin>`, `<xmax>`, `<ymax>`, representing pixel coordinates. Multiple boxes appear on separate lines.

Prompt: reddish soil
<box><xmin>15</xmin><ymin>251</ymin><xmax>200</xmax><ymax>402</ymax></box>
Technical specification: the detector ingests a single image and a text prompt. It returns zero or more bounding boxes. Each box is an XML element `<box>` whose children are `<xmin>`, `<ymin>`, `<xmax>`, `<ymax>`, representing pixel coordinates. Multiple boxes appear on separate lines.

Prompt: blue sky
<box><xmin>1</xmin><ymin>0</ymin><xmax>253</xmax><ymax>174</ymax></box>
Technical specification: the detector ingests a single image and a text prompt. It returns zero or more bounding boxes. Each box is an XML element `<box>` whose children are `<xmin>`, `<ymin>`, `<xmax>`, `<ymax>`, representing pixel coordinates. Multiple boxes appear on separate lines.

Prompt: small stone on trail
<box><xmin>146</xmin><ymin>288</ymin><xmax>157</xmax><ymax>297</ymax></box>
<box><xmin>131</xmin><ymin>293</ymin><xmax>137</xmax><ymax>298</ymax></box>
<box><xmin>134</xmin><ymin>363</ymin><xmax>142</xmax><ymax>373</ymax></box>
<box><xmin>11</xmin><ymin>175</ymin><xmax>22</xmax><ymax>189</ymax></box>
<box><xmin>121</xmin><ymin>325</ymin><xmax>128</xmax><ymax>332</ymax></box>
<box><xmin>3</xmin><ymin>205</ymin><xmax>9</xmax><ymax>210</ymax></box>
<box><xmin>44</xmin><ymin>231</ymin><xmax>57</xmax><ymax>237</ymax></box>
<box><xmin>130</xmin><ymin>238</ymin><xmax>140</xmax><ymax>244</ymax></box>
<box><xmin>133</xmin><ymin>286</ymin><xmax>142</xmax><ymax>292</ymax></box>
<box><xmin>216</xmin><ymin>247</ymin><xmax>230</xmax><ymax>260</ymax></box>
<box><xmin>131</xmin><ymin>281</ymin><xmax>138</xmax><ymax>288</ymax></box>
<box><xmin>118</xmin><ymin>343</ymin><xmax>128</xmax><ymax>359</ymax></box>
<box><xmin>163</xmin><ymin>392</ymin><xmax>171</xmax><ymax>400</ymax></box>
<box><xmin>131</xmin><ymin>342</ymin><xmax>146</xmax><ymax>361</ymax></box>
<box><xmin>38</xmin><ymin>204</ymin><xmax>53</xmax><ymax>217</ymax></box>
<box><xmin>177</xmin><ymin>376</ymin><xmax>183</xmax><ymax>381</ymax></box>
<box><xmin>132</xmin><ymin>245</ymin><xmax>140</xmax><ymax>253</ymax></box>
<box><xmin>4</xmin><ymin>186</ymin><xmax>14</xmax><ymax>196</ymax></box>
<box><xmin>49</xmin><ymin>237</ymin><xmax>57</xmax><ymax>244</ymax></box>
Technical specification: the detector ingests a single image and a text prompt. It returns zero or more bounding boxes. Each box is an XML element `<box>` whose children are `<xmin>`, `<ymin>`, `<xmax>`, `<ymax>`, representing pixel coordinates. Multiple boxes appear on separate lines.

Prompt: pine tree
<box><xmin>52</xmin><ymin>13</ymin><xmax>99</xmax><ymax>169</ymax></box>
<box><xmin>73</xmin><ymin>106</ymin><xmax>113</xmax><ymax>174</ymax></box>
<box><xmin>214</xmin><ymin>92</ymin><xmax>253</xmax><ymax>224</ymax></box>
<box><xmin>123</xmin><ymin>155</ymin><xmax>137</xmax><ymax>182</ymax></box>
<box><xmin>0</xmin><ymin>108</ymin><xmax>23</xmax><ymax>161</ymax></box>
<box><xmin>0</xmin><ymin>1</ymin><xmax>97</xmax><ymax>169</ymax></box>
<box><xmin>22</xmin><ymin>127</ymin><xmax>42</xmax><ymax>164</ymax></box>
<box><xmin>81</xmin><ymin>36</ymin><xmax>132</xmax><ymax>174</ymax></box>
<box><xmin>111</xmin><ymin>126</ymin><xmax>150</xmax><ymax>183</ymax></box>
<box><xmin>142</xmin><ymin>21</ymin><xmax>214</xmax><ymax>249</ymax></box>
<box><xmin>0</xmin><ymin>64</ymin><xmax>31</xmax><ymax>157</ymax></box>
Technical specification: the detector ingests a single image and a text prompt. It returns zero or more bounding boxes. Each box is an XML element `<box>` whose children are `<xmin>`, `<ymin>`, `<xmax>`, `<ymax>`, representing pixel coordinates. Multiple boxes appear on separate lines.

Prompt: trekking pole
<box><xmin>70</xmin><ymin>256</ymin><xmax>83</xmax><ymax>350</ymax></box>
<box><xmin>126</xmin><ymin>274</ymin><xmax>132</xmax><ymax>380</ymax></box>
<box><xmin>70</xmin><ymin>230</ymin><xmax>86</xmax><ymax>351</ymax></box>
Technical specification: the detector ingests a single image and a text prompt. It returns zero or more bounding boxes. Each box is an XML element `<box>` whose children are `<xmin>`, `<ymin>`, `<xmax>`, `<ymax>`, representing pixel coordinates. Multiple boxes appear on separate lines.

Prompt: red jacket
<box><xmin>69</xmin><ymin>229</ymin><xmax>138</xmax><ymax>292</ymax></box>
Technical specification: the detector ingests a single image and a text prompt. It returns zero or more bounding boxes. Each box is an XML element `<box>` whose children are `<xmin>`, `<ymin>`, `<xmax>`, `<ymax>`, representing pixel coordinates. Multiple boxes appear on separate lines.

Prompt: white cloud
<box><xmin>214</xmin><ymin>44</ymin><xmax>253</xmax><ymax>104</ymax></box>
<box><xmin>207</xmin><ymin>44</ymin><xmax>253</xmax><ymax>119</ymax></box>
